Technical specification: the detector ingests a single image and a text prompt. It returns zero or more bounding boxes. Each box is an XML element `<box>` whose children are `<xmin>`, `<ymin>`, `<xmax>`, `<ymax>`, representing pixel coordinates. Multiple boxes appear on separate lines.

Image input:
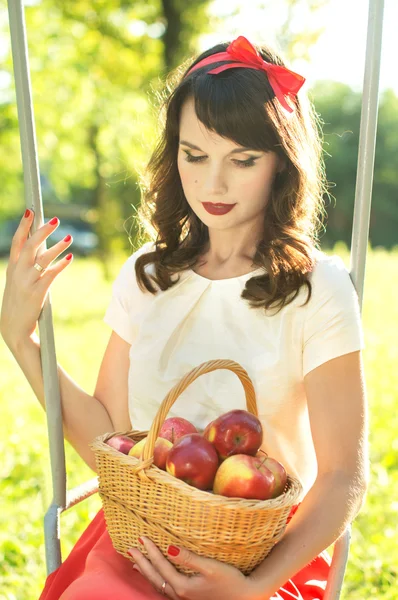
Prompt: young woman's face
<box><xmin>177</xmin><ymin>96</ymin><xmax>282</xmax><ymax>231</ymax></box>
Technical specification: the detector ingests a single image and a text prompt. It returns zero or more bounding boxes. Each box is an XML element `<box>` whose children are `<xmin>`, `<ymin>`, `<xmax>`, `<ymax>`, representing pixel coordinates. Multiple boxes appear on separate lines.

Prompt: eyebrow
<box><xmin>179</xmin><ymin>140</ymin><xmax>261</xmax><ymax>155</ymax></box>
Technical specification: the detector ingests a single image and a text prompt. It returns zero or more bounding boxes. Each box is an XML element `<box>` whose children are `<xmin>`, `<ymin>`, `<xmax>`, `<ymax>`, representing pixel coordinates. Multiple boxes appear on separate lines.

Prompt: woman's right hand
<box><xmin>0</xmin><ymin>209</ymin><xmax>73</xmax><ymax>350</ymax></box>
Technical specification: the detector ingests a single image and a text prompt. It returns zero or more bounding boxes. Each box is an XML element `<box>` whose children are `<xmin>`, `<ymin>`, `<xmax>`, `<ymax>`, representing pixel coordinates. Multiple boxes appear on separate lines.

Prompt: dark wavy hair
<box><xmin>134</xmin><ymin>40</ymin><xmax>328</xmax><ymax>313</ymax></box>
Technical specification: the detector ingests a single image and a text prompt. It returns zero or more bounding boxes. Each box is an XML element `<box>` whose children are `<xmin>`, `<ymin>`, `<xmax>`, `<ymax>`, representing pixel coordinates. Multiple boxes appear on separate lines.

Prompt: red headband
<box><xmin>184</xmin><ymin>36</ymin><xmax>305</xmax><ymax>114</ymax></box>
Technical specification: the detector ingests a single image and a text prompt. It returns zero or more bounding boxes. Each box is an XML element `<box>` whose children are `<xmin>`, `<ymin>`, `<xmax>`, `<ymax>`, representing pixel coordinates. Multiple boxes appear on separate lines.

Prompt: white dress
<box><xmin>103</xmin><ymin>242</ymin><xmax>364</xmax><ymax>501</ymax></box>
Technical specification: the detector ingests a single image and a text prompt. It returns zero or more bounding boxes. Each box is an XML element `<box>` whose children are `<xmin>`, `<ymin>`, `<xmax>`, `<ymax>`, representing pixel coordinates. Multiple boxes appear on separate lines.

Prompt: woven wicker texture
<box><xmin>90</xmin><ymin>359</ymin><xmax>303</xmax><ymax>575</ymax></box>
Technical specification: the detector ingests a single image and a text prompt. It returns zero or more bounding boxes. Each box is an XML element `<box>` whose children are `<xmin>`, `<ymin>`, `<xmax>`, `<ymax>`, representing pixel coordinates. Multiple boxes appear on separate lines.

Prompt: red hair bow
<box><xmin>186</xmin><ymin>36</ymin><xmax>305</xmax><ymax>114</ymax></box>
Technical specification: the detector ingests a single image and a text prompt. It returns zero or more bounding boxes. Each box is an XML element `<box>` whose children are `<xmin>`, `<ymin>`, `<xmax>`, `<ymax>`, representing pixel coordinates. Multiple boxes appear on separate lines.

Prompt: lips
<box><xmin>202</xmin><ymin>202</ymin><xmax>236</xmax><ymax>216</ymax></box>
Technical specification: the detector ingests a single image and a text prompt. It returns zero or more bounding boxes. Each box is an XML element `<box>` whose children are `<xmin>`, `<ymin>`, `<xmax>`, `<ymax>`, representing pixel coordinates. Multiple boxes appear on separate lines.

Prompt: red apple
<box><xmin>159</xmin><ymin>417</ymin><xmax>198</xmax><ymax>444</ymax></box>
<box><xmin>153</xmin><ymin>437</ymin><xmax>173</xmax><ymax>470</ymax></box>
<box><xmin>256</xmin><ymin>452</ymin><xmax>287</xmax><ymax>498</ymax></box>
<box><xmin>166</xmin><ymin>433</ymin><xmax>219</xmax><ymax>490</ymax></box>
<box><xmin>106</xmin><ymin>434</ymin><xmax>136</xmax><ymax>455</ymax></box>
<box><xmin>213</xmin><ymin>454</ymin><xmax>275</xmax><ymax>500</ymax></box>
<box><xmin>203</xmin><ymin>409</ymin><xmax>263</xmax><ymax>460</ymax></box>
<box><xmin>128</xmin><ymin>437</ymin><xmax>173</xmax><ymax>471</ymax></box>
<box><xmin>202</xmin><ymin>420</ymin><xmax>214</xmax><ymax>438</ymax></box>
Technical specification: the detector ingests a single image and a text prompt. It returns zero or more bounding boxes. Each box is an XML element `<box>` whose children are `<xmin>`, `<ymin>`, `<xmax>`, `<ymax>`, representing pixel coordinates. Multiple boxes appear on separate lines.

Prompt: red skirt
<box><xmin>39</xmin><ymin>506</ymin><xmax>331</xmax><ymax>600</ymax></box>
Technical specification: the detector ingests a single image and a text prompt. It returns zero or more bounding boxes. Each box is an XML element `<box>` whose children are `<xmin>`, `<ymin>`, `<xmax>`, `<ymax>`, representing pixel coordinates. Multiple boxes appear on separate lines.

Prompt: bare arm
<box><xmin>9</xmin><ymin>333</ymin><xmax>115</xmax><ymax>472</ymax></box>
<box><xmin>249</xmin><ymin>350</ymin><xmax>369</xmax><ymax>598</ymax></box>
<box><xmin>93</xmin><ymin>330</ymin><xmax>133</xmax><ymax>432</ymax></box>
<box><xmin>1</xmin><ymin>211</ymin><xmax>132</xmax><ymax>473</ymax></box>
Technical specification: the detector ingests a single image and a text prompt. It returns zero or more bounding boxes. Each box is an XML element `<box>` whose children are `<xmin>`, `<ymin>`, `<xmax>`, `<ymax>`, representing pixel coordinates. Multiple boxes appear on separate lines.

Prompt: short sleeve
<box><xmin>302</xmin><ymin>254</ymin><xmax>365</xmax><ymax>377</ymax></box>
<box><xmin>103</xmin><ymin>242</ymin><xmax>154</xmax><ymax>345</ymax></box>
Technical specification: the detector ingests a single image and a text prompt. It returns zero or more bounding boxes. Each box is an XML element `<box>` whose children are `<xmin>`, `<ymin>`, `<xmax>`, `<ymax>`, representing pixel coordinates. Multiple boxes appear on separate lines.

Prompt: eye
<box><xmin>233</xmin><ymin>158</ymin><xmax>257</xmax><ymax>168</ymax></box>
<box><xmin>183</xmin><ymin>152</ymin><xmax>206</xmax><ymax>163</ymax></box>
<box><xmin>183</xmin><ymin>151</ymin><xmax>257</xmax><ymax>168</ymax></box>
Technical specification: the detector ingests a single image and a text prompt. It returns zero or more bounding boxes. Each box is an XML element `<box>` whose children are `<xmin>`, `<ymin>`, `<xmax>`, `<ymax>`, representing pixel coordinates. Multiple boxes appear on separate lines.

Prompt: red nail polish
<box><xmin>63</xmin><ymin>235</ymin><xmax>72</xmax><ymax>243</ymax></box>
<box><xmin>49</xmin><ymin>217</ymin><xmax>58</xmax><ymax>226</ymax></box>
<box><xmin>138</xmin><ymin>537</ymin><xmax>144</xmax><ymax>545</ymax></box>
<box><xmin>24</xmin><ymin>209</ymin><xmax>31</xmax><ymax>218</ymax></box>
<box><xmin>65</xmin><ymin>253</ymin><xmax>73</xmax><ymax>261</ymax></box>
<box><xmin>167</xmin><ymin>545</ymin><xmax>180</xmax><ymax>557</ymax></box>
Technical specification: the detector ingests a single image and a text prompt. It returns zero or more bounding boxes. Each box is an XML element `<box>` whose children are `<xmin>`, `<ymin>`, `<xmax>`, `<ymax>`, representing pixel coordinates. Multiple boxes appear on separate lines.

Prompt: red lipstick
<box><xmin>202</xmin><ymin>202</ymin><xmax>236</xmax><ymax>215</ymax></box>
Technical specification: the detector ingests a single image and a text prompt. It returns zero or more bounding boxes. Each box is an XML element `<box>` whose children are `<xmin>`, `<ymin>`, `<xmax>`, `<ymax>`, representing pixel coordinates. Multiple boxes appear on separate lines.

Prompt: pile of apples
<box><xmin>106</xmin><ymin>410</ymin><xmax>287</xmax><ymax>501</ymax></box>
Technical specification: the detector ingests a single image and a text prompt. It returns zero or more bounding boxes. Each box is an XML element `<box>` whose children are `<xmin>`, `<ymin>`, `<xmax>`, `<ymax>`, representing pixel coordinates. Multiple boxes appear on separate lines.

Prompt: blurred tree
<box><xmin>203</xmin><ymin>0</ymin><xmax>329</xmax><ymax>62</ymax></box>
<box><xmin>0</xmin><ymin>0</ymin><xmax>211</xmax><ymax>277</ymax></box>
<box><xmin>281</xmin><ymin>0</ymin><xmax>330</xmax><ymax>61</ymax></box>
<box><xmin>160</xmin><ymin>0</ymin><xmax>210</xmax><ymax>70</ymax></box>
<box><xmin>312</xmin><ymin>83</ymin><xmax>398</xmax><ymax>249</ymax></box>
<box><xmin>0</xmin><ymin>0</ymin><xmax>397</xmax><ymax>258</ymax></box>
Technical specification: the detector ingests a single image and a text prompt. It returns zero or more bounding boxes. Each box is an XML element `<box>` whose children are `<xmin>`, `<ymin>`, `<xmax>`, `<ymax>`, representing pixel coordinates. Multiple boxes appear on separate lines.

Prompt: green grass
<box><xmin>0</xmin><ymin>245</ymin><xmax>397</xmax><ymax>599</ymax></box>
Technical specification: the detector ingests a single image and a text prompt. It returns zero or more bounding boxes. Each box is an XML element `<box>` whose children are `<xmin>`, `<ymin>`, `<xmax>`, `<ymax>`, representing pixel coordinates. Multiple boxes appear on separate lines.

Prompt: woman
<box><xmin>0</xmin><ymin>36</ymin><xmax>368</xmax><ymax>599</ymax></box>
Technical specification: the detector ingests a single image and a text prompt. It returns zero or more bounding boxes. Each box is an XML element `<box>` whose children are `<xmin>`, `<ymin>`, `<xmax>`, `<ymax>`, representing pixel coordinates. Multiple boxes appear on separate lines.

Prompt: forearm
<box><xmin>8</xmin><ymin>334</ymin><xmax>114</xmax><ymax>472</ymax></box>
<box><xmin>250</xmin><ymin>471</ymin><xmax>367</xmax><ymax>599</ymax></box>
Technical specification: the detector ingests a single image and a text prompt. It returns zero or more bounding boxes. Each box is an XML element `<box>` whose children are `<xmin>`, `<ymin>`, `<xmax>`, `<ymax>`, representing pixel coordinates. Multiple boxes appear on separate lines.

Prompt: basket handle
<box><xmin>142</xmin><ymin>359</ymin><xmax>258</xmax><ymax>462</ymax></box>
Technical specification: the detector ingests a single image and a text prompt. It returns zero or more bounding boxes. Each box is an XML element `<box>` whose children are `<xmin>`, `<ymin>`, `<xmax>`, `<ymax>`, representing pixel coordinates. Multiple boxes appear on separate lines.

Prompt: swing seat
<box><xmin>46</xmin><ymin>477</ymin><xmax>351</xmax><ymax>600</ymax></box>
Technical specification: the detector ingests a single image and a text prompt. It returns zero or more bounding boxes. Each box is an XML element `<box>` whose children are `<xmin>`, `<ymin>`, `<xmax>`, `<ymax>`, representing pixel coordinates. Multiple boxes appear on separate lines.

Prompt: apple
<box><xmin>202</xmin><ymin>420</ymin><xmax>214</xmax><ymax>438</ymax></box>
<box><xmin>128</xmin><ymin>437</ymin><xmax>147</xmax><ymax>459</ymax></box>
<box><xmin>106</xmin><ymin>434</ymin><xmax>136</xmax><ymax>455</ymax></box>
<box><xmin>203</xmin><ymin>409</ymin><xmax>263</xmax><ymax>460</ymax></box>
<box><xmin>166</xmin><ymin>433</ymin><xmax>219</xmax><ymax>490</ymax></box>
<box><xmin>213</xmin><ymin>454</ymin><xmax>275</xmax><ymax>500</ymax></box>
<box><xmin>256</xmin><ymin>452</ymin><xmax>287</xmax><ymax>498</ymax></box>
<box><xmin>128</xmin><ymin>436</ymin><xmax>173</xmax><ymax>470</ymax></box>
<box><xmin>159</xmin><ymin>417</ymin><xmax>198</xmax><ymax>444</ymax></box>
<box><xmin>153</xmin><ymin>437</ymin><xmax>173</xmax><ymax>470</ymax></box>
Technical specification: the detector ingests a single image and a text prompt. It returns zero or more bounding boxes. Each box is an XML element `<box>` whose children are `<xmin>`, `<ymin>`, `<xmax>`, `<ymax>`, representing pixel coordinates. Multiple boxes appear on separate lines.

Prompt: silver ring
<box><xmin>33</xmin><ymin>262</ymin><xmax>46</xmax><ymax>273</ymax></box>
<box><xmin>161</xmin><ymin>580</ymin><xmax>167</xmax><ymax>595</ymax></box>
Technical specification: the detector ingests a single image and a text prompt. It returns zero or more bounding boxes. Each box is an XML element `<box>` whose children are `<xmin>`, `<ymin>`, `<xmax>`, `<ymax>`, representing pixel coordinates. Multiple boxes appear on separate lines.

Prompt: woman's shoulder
<box><xmin>127</xmin><ymin>240</ymin><xmax>156</xmax><ymax>263</ymax></box>
<box><xmin>110</xmin><ymin>241</ymin><xmax>156</xmax><ymax>297</ymax></box>
<box><xmin>309</xmin><ymin>249</ymin><xmax>351</xmax><ymax>288</ymax></box>
<box><xmin>305</xmin><ymin>249</ymin><xmax>360</xmax><ymax>312</ymax></box>
<box><xmin>119</xmin><ymin>240</ymin><xmax>157</xmax><ymax>280</ymax></box>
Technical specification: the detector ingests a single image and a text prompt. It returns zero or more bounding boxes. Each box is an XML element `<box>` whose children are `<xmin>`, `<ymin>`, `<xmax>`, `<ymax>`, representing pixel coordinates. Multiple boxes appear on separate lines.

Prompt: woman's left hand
<box><xmin>128</xmin><ymin>536</ymin><xmax>259</xmax><ymax>600</ymax></box>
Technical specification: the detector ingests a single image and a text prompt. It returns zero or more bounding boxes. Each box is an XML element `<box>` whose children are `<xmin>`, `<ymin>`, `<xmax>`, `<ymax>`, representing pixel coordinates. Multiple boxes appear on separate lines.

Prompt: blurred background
<box><xmin>0</xmin><ymin>1</ymin><xmax>397</xmax><ymax>599</ymax></box>
<box><xmin>0</xmin><ymin>0</ymin><xmax>397</xmax><ymax>273</ymax></box>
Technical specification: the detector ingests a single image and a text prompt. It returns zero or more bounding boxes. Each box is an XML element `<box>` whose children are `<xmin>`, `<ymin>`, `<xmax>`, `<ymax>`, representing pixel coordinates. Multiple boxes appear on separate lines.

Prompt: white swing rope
<box><xmin>7</xmin><ymin>0</ymin><xmax>385</xmax><ymax>594</ymax></box>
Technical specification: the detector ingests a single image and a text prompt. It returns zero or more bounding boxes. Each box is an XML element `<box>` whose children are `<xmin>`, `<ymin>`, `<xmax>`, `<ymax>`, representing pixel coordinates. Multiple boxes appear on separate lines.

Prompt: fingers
<box><xmin>128</xmin><ymin>553</ymin><xmax>180</xmax><ymax>600</ymax></box>
<box><xmin>23</xmin><ymin>215</ymin><xmax>62</xmax><ymax>268</ymax></box>
<box><xmin>32</xmin><ymin>235</ymin><xmax>73</xmax><ymax>281</ymax></box>
<box><xmin>129</xmin><ymin>538</ymin><xmax>248</xmax><ymax>600</ymax></box>
<box><xmin>34</xmin><ymin>250</ymin><xmax>74</xmax><ymax>288</ymax></box>
<box><xmin>10</xmin><ymin>210</ymin><xmax>64</xmax><ymax>268</ymax></box>
<box><xmin>8</xmin><ymin>209</ymin><xmax>36</xmax><ymax>265</ymax></box>
<box><xmin>163</xmin><ymin>541</ymin><xmax>218</xmax><ymax>578</ymax></box>
<box><xmin>130</xmin><ymin>538</ymin><xmax>187</xmax><ymax>593</ymax></box>
<box><xmin>131</xmin><ymin>537</ymin><xmax>218</xmax><ymax>595</ymax></box>
<box><xmin>8</xmin><ymin>210</ymin><xmax>74</xmax><ymax>281</ymax></box>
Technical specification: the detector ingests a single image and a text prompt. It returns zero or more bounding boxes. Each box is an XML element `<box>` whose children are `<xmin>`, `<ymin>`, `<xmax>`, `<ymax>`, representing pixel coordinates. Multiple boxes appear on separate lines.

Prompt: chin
<box><xmin>201</xmin><ymin>218</ymin><xmax>235</xmax><ymax>230</ymax></box>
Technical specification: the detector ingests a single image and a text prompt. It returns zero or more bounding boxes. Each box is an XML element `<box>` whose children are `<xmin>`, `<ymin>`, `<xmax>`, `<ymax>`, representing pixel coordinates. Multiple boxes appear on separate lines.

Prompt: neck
<box><xmin>203</xmin><ymin>219</ymin><xmax>263</xmax><ymax>266</ymax></box>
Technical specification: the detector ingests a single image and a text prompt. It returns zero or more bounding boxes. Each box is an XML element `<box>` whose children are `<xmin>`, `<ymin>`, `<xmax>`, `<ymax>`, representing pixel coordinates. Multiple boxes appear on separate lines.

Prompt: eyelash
<box><xmin>183</xmin><ymin>152</ymin><xmax>257</xmax><ymax>168</ymax></box>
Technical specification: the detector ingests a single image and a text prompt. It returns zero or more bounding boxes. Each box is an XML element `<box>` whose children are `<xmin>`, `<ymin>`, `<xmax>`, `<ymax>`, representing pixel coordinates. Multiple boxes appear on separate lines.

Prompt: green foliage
<box><xmin>0</xmin><ymin>0</ymin><xmax>213</xmax><ymax>269</ymax></box>
<box><xmin>0</xmin><ymin>245</ymin><xmax>397</xmax><ymax>599</ymax></box>
<box><xmin>312</xmin><ymin>83</ymin><xmax>398</xmax><ymax>249</ymax></box>
<box><xmin>280</xmin><ymin>0</ymin><xmax>330</xmax><ymax>61</ymax></box>
<box><xmin>1</xmin><ymin>0</ymin><xmax>397</xmax><ymax>251</ymax></box>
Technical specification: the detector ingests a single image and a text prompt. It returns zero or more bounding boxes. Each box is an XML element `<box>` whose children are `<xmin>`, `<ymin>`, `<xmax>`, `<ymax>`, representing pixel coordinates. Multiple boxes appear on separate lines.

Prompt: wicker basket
<box><xmin>90</xmin><ymin>359</ymin><xmax>302</xmax><ymax>575</ymax></box>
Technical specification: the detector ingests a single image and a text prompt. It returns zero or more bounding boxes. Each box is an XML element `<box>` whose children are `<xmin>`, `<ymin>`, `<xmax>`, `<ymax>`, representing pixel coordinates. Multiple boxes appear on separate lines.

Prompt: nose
<box><xmin>203</xmin><ymin>165</ymin><xmax>228</xmax><ymax>196</ymax></box>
